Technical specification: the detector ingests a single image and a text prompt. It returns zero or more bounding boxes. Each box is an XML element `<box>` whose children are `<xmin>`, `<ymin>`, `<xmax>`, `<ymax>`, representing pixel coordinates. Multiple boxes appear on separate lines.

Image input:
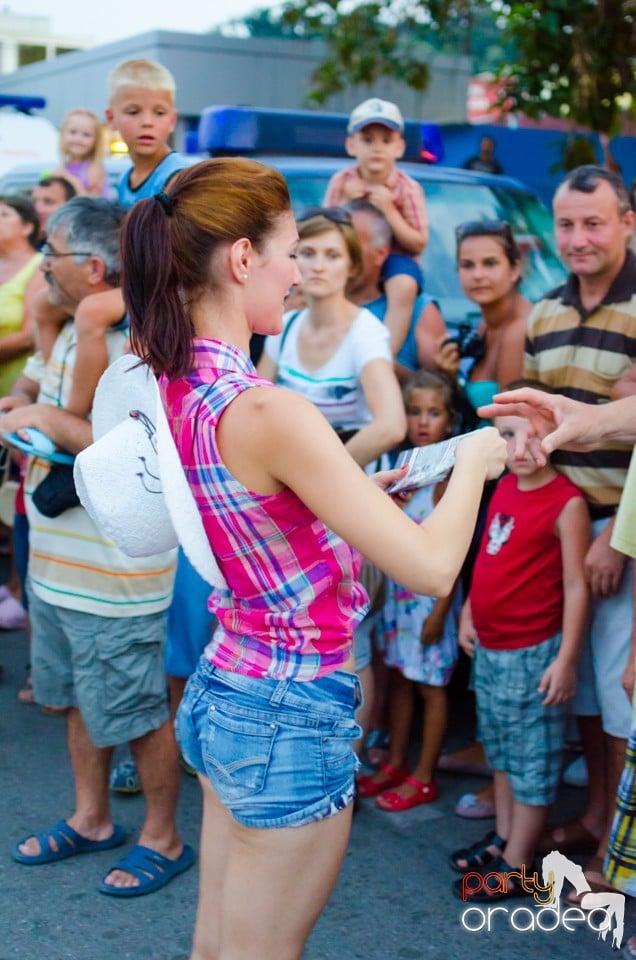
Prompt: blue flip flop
<box><xmin>11</xmin><ymin>819</ymin><xmax>127</xmax><ymax>865</ymax></box>
<box><xmin>98</xmin><ymin>843</ymin><xmax>195</xmax><ymax>897</ymax></box>
<box><xmin>2</xmin><ymin>428</ymin><xmax>75</xmax><ymax>465</ymax></box>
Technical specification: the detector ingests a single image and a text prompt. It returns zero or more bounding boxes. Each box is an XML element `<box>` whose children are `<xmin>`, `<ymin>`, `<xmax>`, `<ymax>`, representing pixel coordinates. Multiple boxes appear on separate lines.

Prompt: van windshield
<box><xmin>422</xmin><ymin>181</ymin><xmax>565</xmax><ymax>305</ymax></box>
<box><xmin>284</xmin><ymin>170</ymin><xmax>566</xmax><ymax>327</ymax></box>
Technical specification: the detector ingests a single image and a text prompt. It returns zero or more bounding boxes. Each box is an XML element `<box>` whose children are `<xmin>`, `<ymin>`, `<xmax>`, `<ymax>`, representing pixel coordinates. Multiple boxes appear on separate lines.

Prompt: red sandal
<box><xmin>375</xmin><ymin>775</ymin><xmax>438</xmax><ymax>811</ymax></box>
<box><xmin>356</xmin><ymin>763</ymin><xmax>409</xmax><ymax>799</ymax></box>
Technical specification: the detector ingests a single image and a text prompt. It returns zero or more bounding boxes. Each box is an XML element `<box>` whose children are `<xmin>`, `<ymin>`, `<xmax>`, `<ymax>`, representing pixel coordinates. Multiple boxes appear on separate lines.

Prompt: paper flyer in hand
<box><xmin>386</xmin><ymin>431</ymin><xmax>481</xmax><ymax>494</ymax></box>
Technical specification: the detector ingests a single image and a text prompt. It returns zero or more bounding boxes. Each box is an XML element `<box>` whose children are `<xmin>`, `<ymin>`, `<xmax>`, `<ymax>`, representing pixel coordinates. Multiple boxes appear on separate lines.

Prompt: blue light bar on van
<box><xmin>421</xmin><ymin>123</ymin><xmax>444</xmax><ymax>164</ymax></box>
<box><xmin>198</xmin><ymin>106</ymin><xmax>443</xmax><ymax>164</ymax></box>
<box><xmin>0</xmin><ymin>94</ymin><xmax>46</xmax><ymax>113</ymax></box>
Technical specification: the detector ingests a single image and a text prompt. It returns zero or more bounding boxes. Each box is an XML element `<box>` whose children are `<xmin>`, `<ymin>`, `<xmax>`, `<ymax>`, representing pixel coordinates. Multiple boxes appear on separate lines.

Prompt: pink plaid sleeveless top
<box><xmin>161</xmin><ymin>339</ymin><xmax>368</xmax><ymax>680</ymax></box>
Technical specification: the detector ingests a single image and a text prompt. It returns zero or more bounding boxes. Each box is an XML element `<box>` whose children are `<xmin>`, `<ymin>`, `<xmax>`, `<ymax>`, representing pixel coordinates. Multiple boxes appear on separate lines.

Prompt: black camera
<box><xmin>443</xmin><ymin>322</ymin><xmax>485</xmax><ymax>361</ymax></box>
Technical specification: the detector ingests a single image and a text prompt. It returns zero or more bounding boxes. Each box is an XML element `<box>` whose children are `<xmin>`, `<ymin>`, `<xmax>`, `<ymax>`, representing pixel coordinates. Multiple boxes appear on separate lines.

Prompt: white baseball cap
<box><xmin>347</xmin><ymin>99</ymin><xmax>404</xmax><ymax>134</ymax></box>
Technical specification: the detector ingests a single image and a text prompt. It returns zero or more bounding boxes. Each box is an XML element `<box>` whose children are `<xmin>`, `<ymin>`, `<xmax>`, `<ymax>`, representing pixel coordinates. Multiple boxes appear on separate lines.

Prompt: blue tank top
<box><xmin>464</xmin><ymin>379</ymin><xmax>498</xmax><ymax>427</ymax></box>
<box><xmin>365</xmin><ymin>292</ymin><xmax>437</xmax><ymax>372</ymax></box>
<box><xmin>117</xmin><ymin>152</ymin><xmax>191</xmax><ymax>210</ymax></box>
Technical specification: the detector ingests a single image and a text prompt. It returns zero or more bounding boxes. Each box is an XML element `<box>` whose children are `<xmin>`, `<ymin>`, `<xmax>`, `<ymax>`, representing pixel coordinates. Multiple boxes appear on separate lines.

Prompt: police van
<box><xmin>196</xmin><ymin>106</ymin><xmax>566</xmax><ymax>327</ymax></box>
<box><xmin>0</xmin><ymin>102</ymin><xmax>565</xmax><ymax>326</ymax></box>
<box><xmin>0</xmin><ymin>95</ymin><xmax>60</xmax><ymax>176</ymax></box>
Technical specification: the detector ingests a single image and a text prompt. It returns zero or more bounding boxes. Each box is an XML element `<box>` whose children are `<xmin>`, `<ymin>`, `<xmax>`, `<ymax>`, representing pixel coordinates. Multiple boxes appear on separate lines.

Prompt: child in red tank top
<box><xmin>451</xmin><ymin>412</ymin><xmax>591</xmax><ymax>902</ymax></box>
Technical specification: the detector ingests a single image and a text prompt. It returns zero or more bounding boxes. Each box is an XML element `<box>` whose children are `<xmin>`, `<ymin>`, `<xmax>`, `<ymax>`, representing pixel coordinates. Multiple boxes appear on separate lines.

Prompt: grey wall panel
<box><xmin>0</xmin><ymin>30</ymin><xmax>471</xmax><ymax>143</ymax></box>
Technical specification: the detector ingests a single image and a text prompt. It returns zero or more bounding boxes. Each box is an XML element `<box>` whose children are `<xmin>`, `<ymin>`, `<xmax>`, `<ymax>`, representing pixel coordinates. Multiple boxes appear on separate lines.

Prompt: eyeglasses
<box><xmin>297</xmin><ymin>206</ymin><xmax>352</xmax><ymax>225</ymax></box>
<box><xmin>41</xmin><ymin>242</ymin><xmax>93</xmax><ymax>260</ymax></box>
<box><xmin>455</xmin><ymin>219</ymin><xmax>513</xmax><ymax>242</ymax></box>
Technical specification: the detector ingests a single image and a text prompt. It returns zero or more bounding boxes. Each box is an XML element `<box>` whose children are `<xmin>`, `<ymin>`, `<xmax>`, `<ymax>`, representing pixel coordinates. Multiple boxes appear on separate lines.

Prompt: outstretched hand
<box><xmin>477</xmin><ymin>388</ymin><xmax>599</xmax><ymax>464</ymax></box>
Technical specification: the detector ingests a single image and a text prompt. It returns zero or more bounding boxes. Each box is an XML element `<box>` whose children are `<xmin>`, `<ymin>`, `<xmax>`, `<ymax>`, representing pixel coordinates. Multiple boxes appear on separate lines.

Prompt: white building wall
<box><xmin>0</xmin><ymin>11</ymin><xmax>92</xmax><ymax>74</ymax></box>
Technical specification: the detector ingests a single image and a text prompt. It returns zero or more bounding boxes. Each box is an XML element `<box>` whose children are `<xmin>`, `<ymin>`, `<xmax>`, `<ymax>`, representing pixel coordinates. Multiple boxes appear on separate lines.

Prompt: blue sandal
<box><xmin>12</xmin><ymin>819</ymin><xmax>127</xmax><ymax>865</ymax></box>
<box><xmin>98</xmin><ymin>843</ymin><xmax>195</xmax><ymax>897</ymax></box>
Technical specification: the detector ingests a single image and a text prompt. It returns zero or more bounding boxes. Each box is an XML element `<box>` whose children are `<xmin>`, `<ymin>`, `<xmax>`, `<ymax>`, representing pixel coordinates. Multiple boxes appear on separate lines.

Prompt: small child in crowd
<box><xmin>38</xmin><ymin>58</ymin><xmax>188</xmax><ymax>419</ymax></box>
<box><xmin>450</xmin><ymin>404</ymin><xmax>590</xmax><ymax>901</ymax></box>
<box><xmin>106</xmin><ymin>57</ymin><xmax>184</xmax><ymax>206</ymax></box>
<box><xmin>324</xmin><ymin>98</ymin><xmax>428</xmax><ymax>360</ymax></box>
<box><xmin>357</xmin><ymin>370</ymin><xmax>461</xmax><ymax>810</ymax></box>
<box><xmin>55</xmin><ymin>108</ymin><xmax>108</xmax><ymax>197</ymax></box>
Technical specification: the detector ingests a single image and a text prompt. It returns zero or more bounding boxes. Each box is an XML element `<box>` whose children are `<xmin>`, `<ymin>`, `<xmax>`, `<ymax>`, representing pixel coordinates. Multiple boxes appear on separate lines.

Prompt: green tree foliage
<box><xmin>229</xmin><ymin>2</ymin><xmax>509</xmax><ymax>82</ymax></box>
<box><xmin>280</xmin><ymin>1</ymin><xmax>431</xmax><ymax>103</ymax></box>
<box><xmin>268</xmin><ymin>0</ymin><xmax>636</xmax><ymax>131</ymax></box>
<box><xmin>500</xmin><ymin>0</ymin><xmax>636</xmax><ymax>134</ymax></box>
<box><xmin>422</xmin><ymin>2</ymin><xmax>512</xmax><ymax>72</ymax></box>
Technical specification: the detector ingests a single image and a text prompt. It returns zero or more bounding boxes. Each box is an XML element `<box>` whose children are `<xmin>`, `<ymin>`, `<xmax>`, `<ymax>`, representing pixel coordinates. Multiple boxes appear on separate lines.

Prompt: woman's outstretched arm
<box><xmin>217</xmin><ymin>386</ymin><xmax>507</xmax><ymax>598</ymax></box>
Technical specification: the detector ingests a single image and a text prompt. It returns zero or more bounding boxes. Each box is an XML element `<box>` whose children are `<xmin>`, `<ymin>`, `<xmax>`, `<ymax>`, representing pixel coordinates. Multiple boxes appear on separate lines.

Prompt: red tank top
<box><xmin>470</xmin><ymin>472</ymin><xmax>582</xmax><ymax>650</ymax></box>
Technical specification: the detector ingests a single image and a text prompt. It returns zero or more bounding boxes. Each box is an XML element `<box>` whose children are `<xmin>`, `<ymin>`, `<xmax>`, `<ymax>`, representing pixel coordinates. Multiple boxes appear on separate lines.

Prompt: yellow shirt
<box><xmin>0</xmin><ymin>252</ymin><xmax>42</xmax><ymax>396</ymax></box>
<box><xmin>612</xmin><ymin>447</ymin><xmax>636</xmax><ymax>559</ymax></box>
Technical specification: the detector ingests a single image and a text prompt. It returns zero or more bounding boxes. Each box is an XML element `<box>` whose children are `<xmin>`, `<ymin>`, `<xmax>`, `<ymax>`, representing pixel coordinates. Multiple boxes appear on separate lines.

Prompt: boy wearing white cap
<box><xmin>325</xmin><ymin>98</ymin><xmax>429</xmax><ymax>361</ymax></box>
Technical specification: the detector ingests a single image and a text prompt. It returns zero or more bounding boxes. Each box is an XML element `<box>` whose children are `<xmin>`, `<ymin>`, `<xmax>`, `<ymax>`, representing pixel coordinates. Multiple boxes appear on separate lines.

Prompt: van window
<box><xmin>282</xmin><ymin>167</ymin><xmax>565</xmax><ymax>327</ymax></box>
<box><xmin>422</xmin><ymin>181</ymin><xmax>565</xmax><ymax>307</ymax></box>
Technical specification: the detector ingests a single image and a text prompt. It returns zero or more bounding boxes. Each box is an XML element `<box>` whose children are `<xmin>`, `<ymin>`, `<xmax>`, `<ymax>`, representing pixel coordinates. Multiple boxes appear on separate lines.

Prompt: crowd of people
<box><xmin>0</xmin><ymin>57</ymin><xmax>634</xmax><ymax>960</ymax></box>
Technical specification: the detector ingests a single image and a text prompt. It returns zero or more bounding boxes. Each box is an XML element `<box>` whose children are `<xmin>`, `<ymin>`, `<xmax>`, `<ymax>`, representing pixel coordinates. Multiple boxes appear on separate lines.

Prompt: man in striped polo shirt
<box><xmin>524</xmin><ymin>165</ymin><xmax>636</xmax><ymax>890</ymax></box>
<box><xmin>6</xmin><ymin>197</ymin><xmax>193</xmax><ymax>897</ymax></box>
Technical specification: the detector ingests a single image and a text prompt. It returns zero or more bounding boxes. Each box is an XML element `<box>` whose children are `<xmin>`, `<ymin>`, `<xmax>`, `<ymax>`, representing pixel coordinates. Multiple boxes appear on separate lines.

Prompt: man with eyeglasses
<box><xmin>2</xmin><ymin>197</ymin><xmax>191</xmax><ymax>898</ymax></box>
<box><xmin>522</xmin><ymin>165</ymin><xmax>636</xmax><ymax>896</ymax></box>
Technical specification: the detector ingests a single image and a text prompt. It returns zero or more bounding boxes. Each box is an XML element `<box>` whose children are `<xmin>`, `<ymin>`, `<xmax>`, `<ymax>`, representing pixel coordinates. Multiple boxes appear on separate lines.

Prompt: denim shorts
<box><xmin>176</xmin><ymin>656</ymin><xmax>362</xmax><ymax>828</ymax></box>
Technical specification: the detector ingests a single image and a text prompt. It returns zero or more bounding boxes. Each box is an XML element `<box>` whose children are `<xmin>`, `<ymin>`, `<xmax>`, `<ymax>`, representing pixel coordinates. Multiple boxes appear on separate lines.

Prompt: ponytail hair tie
<box><xmin>155</xmin><ymin>191</ymin><xmax>173</xmax><ymax>215</ymax></box>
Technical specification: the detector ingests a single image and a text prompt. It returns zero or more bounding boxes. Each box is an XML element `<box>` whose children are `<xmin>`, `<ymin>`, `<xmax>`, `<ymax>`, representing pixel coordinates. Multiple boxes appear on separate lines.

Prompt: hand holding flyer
<box><xmin>386</xmin><ymin>431</ymin><xmax>482</xmax><ymax>494</ymax></box>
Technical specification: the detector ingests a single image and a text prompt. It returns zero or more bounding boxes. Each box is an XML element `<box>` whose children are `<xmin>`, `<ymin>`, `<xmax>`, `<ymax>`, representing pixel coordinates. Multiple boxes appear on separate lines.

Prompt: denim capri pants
<box><xmin>176</xmin><ymin>655</ymin><xmax>362</xmax><ymax>828</ymax></box>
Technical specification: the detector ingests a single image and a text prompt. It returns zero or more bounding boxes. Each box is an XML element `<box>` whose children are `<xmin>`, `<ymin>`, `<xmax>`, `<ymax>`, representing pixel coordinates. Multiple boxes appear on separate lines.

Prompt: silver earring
<box><xmin>242</xmin><ymin>273</ymin><xmax>248</xmax><ymax>280</ymax></box>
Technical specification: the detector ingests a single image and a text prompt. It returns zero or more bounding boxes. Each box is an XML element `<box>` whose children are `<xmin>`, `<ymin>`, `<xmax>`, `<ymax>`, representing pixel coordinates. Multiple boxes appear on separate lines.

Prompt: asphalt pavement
<box><xmin>0</xmin><ymin>624</ymin><xmax>633</xmax><ymax>960</ymax></box>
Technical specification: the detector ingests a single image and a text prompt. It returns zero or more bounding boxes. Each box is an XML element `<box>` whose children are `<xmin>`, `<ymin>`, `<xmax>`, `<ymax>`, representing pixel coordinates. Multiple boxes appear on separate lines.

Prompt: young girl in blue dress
<box><xmin>358</xmin><ymin>369</ymin><xmax>462</xmax><ymax>810</ymax></box>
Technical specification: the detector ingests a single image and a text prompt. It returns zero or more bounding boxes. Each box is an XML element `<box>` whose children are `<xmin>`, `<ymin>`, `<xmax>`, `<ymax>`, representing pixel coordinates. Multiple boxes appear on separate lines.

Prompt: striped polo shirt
<box><xmin>25</xmin><ymin>322</ymin><xmax>177</xmax><ymax>617</ymax></box>
<box><xmin>161</xmin><ymin>339</ymin><xmax>368</xmax><ymax>681</ymax></box>
<box><xmin>524</xmin><ymin>251</ymin><xmax>636</xmax><ymax>507</ymax></box>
